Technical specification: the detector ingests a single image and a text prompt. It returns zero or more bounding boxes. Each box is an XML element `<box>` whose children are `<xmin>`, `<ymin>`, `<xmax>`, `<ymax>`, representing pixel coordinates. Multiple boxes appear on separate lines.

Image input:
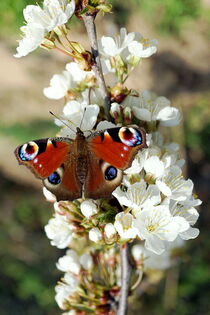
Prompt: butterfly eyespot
<box><xmin>44</xmin><ymin>167</ymin><xmax>63</xmax><ymax>188</ymax></box>
<box><xmin>48</xmin><ymin>172</ymin><xmax>61</xmax><ymax>185</ymax></box>
<box><xmin>19</xmin><ymin>141</ymin><xmax>39</xmax><ymax>161</ymax></box>
<box><xmin>104</xmin><ymin>166</ymin><xmax>118</xmax><ymax>181</ymax></box>
<box><xmin>119</xmin><ymin>127</ymin><xmax>142</xmax><ymax>147</ymax></box>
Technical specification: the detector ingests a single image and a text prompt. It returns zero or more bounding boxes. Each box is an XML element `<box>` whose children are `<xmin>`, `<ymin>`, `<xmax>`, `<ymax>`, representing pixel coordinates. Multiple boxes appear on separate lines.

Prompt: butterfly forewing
<box><xmin>15</xmin><ymin>137</ymin><xmax>82</xmax><ymax>201</ymax></box>
<box><xmin>15</xmin><ymin>138</ymin><xmax>70</xmax><ymax>178</ymax></box>
<box><xmin>88</xmin><ymin>127</ymin><xmax>147</xmax><ymax>169</ymax></box>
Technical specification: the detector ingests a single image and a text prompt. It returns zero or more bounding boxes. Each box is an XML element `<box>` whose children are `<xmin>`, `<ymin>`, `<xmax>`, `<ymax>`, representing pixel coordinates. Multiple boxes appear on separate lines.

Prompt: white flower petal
<box><xmin>180</xmin><ymin>227</ymin><xmax>199</xmax><ymax>240</ymax></box>
<box><xmin>79</xmin><ymin>253</ymin><xmax>93</xmax><ymax>270</ymax></box>
<box><xmin>144</xmin><ymin>156</ymin><xmax>165</xmax><ymax>178</ymax></box>
<box><xmin>132</xmin><ymin>107</ymin><xmax>151</xmax><ymax>121</ymax></box>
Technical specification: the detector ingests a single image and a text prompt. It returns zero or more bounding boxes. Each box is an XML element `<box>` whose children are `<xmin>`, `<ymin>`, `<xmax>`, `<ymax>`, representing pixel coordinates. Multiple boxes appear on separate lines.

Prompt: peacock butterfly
<box><xmin>14</xmin><ymin>126</ymin><xmax>147</xmax><ymax>201</ymax></box>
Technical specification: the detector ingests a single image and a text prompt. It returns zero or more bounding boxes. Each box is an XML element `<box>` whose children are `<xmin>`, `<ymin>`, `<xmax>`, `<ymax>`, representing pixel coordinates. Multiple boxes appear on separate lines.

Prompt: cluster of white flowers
<box><xmin>43</xmin><ymin>62</ymin><xmax>95</xmax><ymax>100</ymax></box>
<box><xmin>45</xmin><ymin>202</ymin><xmax>75</xmax><ymax>249</ymax></box>
<box><xmin>42</xmin><ymin>31</ymin><xmax>200</xmax><ymax>269</ymax></box>
<box><xmin>14</xmin><ymin>0</ymin><xmax>75</xmax><ymax>58</ymax></box>
<box><xmin>111</xmin><ymin>114</ymin><xmax>201</xmax><ymax>255</ymax></box>
<box><xmin>121</xmin><ymin>90</ymin><xmax>181</xmax><ymax>126</ymax></box>
<box><xmin>55</xmin><ymin>249</ymin><xmax>93</xmax><ymax>309</ymax></box>
<box><xmin>98</xmin><ymin>28</ymin><xmax>157</xmax><ymax>79</ymax></box>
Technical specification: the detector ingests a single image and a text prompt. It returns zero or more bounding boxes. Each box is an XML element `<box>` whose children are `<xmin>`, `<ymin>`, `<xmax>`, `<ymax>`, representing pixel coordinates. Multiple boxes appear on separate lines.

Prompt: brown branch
<box><xmin>83</xmin><ymin>14</ymin><xmax>111</xmax><ymax>119</ymax></box>
<box><xmin>117</xmin><ymin>243</ymin><xmax>132</xmax><ymax>315</ymax></box>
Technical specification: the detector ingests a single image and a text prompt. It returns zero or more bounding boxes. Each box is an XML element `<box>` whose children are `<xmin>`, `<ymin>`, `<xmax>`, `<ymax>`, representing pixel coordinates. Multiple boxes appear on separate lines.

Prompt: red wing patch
<box><xmin>15</xmin><ymin>139</ymin><xmax>70</xmax><ymax>179</ymax></box>
<box><xmin>88</xmin><ymin>128</ymin><xmax>146</xmax><ymax>170</ymax></box>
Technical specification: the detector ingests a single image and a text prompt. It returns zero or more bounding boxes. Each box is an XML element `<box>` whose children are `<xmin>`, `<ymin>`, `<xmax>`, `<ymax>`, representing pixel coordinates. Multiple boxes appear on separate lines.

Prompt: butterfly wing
<box><xmin>84</xmin><ymin>126</ymin><xmax>147</xmax><ymax>199</ymax></box>
<box><xmin>15</xmin><ymin>138</ymin><xmax>82</xmax><ymax>201</ymax></box>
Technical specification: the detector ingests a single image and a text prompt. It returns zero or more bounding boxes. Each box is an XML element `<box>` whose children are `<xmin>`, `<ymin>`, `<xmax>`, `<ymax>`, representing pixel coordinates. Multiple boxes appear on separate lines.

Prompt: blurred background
<box><xmin>0</xmin><ymin>0</ymin><xmax>210</xmax><ymax>314</ymax></box>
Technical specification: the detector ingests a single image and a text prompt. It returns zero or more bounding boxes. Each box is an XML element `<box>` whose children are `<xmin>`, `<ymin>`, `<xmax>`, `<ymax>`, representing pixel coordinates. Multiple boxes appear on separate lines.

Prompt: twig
<box><xmin>83</xmin><ymin>14</ymin><xmax>111</xmax><ymax>119</ymax></box>
<box><xmin>117</xmin><ymin>243</ymin><xmax>132</xmax><ymax>315</ymax></box>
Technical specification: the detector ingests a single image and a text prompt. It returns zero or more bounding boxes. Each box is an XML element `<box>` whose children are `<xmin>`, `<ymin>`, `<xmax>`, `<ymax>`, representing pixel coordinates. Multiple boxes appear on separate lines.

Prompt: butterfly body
<box><xmin>15</xmin><ymin>126</ymin><xmax>147</xmax><ymax>201</ymax></box>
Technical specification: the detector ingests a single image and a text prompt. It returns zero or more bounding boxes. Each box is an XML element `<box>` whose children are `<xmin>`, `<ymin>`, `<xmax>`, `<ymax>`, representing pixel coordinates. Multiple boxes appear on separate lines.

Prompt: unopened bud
<box><xmin>123</xmin><ymin>106</ymin><xmax>132</xmax><ymax>124</ymax></box>
<box><xmin>110</xmin><ymin>102</ymin><xmax>121</xmax><ymax>119</ymax></box>
<box><xmin>104</xmin><ymin>223</ymin><xmax>117</xmax><ymax>241</ymax></box>
<box><xmin>80</xmin><ymin>199</ymin><xmax>98</xmax><ymax>218</ymax></box>
<box><xmin>80</xmin><ymin>253</ymin><xmax>93</xmax><ymax>270</ymax></box>
<box><xmin>89</xmin><ymin>227</ymin><xmax>102</xmax><ymax>243</ymax></box>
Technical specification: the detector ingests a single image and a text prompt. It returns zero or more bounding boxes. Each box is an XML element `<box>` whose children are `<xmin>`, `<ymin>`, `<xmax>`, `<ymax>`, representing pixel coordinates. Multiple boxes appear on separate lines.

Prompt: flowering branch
<box><xmin>14</xmin><ymin>0</ymin><xmax>201</xmax><ymax>314</ymax></box>
<box><xmin>117</xmin><ymin>243</ymin><xmax>132</xmax><ymax>315</ymax></box>
<box><xmin>83</xmin><ymin>14</ymin><xmax>111</xmax><ymax>119</ymax></box>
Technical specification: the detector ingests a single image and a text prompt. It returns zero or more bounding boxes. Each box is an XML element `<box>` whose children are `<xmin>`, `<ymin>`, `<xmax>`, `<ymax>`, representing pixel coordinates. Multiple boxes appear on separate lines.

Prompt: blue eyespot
<box><xmin>48</xmin><ymin>172</ymin><xmax>61</xmax><ymax>185</ymax></box>
<box><xmin>105</xmin><ymin>166</ymin><xmax>117</xmax><ymax>181</ymax></box>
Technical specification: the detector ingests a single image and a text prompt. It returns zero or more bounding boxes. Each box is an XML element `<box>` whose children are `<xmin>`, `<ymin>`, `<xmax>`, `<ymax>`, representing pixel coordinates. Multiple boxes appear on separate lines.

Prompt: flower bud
<box><xmin>80</xmin><ymin>199</ymin><xmax>98</xmax><ymax>218</ymax></box>
<box><xmin>80</xmin><ymin>253</ymin><xmax>93</xmax><ymax>270</ymax></box>
<box><xmin>89</xmin><ymin>227</ymin><xmax>102</xmax><ymax>243</ymax></box>
<box><xmin>123</xmin><ymin>106</ymin><xmax>132</xmax><ymax>124</ymax></box>
<box><xmin>132</xmin><ymin>244</ymin><xmax>145</xmax><ymax>261</ymax></box>
<box><xmin>56</xmin><ymin>249</ymin><xmax>81</xmax><ymax>275</ymax></box>
<box><xmin>110</xmin><ymin>102</ymin><xmax>121</xmax><ymax>120</ymax></box>
<box><xmin>104</xmin><ymin>223</ymin><xmax>117</xmax><ymax>240</ymax></box>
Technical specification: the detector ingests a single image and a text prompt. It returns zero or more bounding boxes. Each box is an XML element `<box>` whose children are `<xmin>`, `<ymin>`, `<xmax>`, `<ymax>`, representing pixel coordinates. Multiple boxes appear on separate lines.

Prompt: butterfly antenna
<box><xmin>79</xmin><ymin>107</ymin><xmax>87</xmax><ymax>130</ymax></box>
<box><xmin>49</xmin><ymin>111</ymin><xmax>76</xmax><ymax>133</ymax></box>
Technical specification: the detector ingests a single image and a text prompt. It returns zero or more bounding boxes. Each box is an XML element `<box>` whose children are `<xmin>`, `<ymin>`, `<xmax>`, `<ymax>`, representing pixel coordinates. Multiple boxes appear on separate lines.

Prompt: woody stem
<box><xmin>117</xmin><ymin>243</ymin><xmax>131</xmax><ymax>315</ymax></box>
<box><xmin>83</xmin><ymin>14</ymin><xmax>111</xmax><ymax>119</ymax></box>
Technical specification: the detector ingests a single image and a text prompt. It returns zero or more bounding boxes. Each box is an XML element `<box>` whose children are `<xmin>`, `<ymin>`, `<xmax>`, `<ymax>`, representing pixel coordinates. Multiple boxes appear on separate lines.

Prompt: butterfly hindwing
<box><xmin>84</xmin><ymin>151</ymin><xmax>123</xmax><ymax>199</ymax></box>
<box><xmin>84</xmin><ymin>126</ymin><xmax>147</xmax><ymax>199</ymax></box>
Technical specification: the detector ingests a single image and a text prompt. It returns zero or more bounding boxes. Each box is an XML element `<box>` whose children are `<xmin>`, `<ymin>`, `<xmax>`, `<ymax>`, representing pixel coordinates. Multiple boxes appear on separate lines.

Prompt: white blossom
<box><xmin>99</xmin><ymin>28</ymin><xmax>136</xmax><ymax>58</ymax></box>
<box><xmin>156</xmin><ymin>166</ymin><xmax>194</xmax><ymax>201</ymax></box>
<box><xmin>89</xmin><ymin>227</ymin><xmax>102</xmax><ymax>243</ymax></box>
<box><xmin>57</xmin><ymin>101</ymin><xmax>100</xmax><ymax>138</ymax></box>
<box><xmin>45</xmin><ymin>213</ymin><xmax>74</xmax><ymax>249</ymax></box>
<box><xmin>124</xmin><ymin>146</ymin><xmax>159</xmax><ymax>175</ymax></box>
<box><xmin>161</xmin><ymin>144</ymin><xmax>185</xmax><ymax>169</ymax></box>
<box><xmin>43</xmin><ymin>62</ymin><xmax>94</xmax><ymax>99</ymax></box>
<box><xmin>128</xmin><ymin>38</ymin><xmax>157</xmax><ymax>59</ymax></box>
<box><xmin>79</xmin><ymin>253</ymin><xmax>93</xmax><ymax>270</ymax></box>
<box><xmin>168</xmin><ymin>199</ymin><xmax>200</xmax><ymax>240</ymax></box>
<box><xmin>113</xmin><ymin>180</ymin><xmax>161</xmax><ymax>215</ymax></box>
<box><xmin>14</xmin><ymin>24</ymin><xmax>45</xmax><ymax>58</ymax></box>
<box><xmin>132</xmin><ymin>244</ymin><xmax>171</xmax><ymax>270</ymax></box>
<box><xmin>55</xmin><ymin>272</ymin><xmax>78</xmax><ymax>309</ymax></box>
<box><xmin>144</xmin><ymin>156</ymin><xmax>165</xmax><ymax>179</ymax></box>
<box><xmin>99</xmin><ymin>28</ymin><xmax>157</xmax><ymax>66</ymax></box>
<box><xmin>80</xmin><ymin>199</ymin><xmax>98</xmax><ymax>218</ymax></box>
<box><xmin>123</xmin><ymin>91</ymin><xmax>181</xmax><ymax>126</ymax></box>
<box><xmin>114</xmin><ymin>212</ymin><xmax>138</xmax><ymax>239</ymax></box>
<box><xmin>15</xmin><ymin>0</ymin><xmax>75</xmax><ymax>57</ymax></box>
<box><xmin>133</xmin><ymin>205</ymin><xmax>189</xmax><ymax>254</ymax></box>
<box><xmin>56</xmin><ymin>249</ymin><xmax>81</xmax><ymax>275</ymax></box>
